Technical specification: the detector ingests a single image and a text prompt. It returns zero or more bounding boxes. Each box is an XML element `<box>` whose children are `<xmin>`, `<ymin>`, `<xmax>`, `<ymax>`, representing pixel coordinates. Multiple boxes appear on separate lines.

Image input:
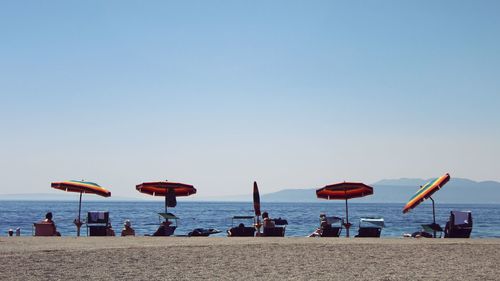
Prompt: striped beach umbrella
<box><xmin>402</xmin><ymin>173</ymin><xmax>451</xmax><ymax>237</ymax></box>
<box><xmin>402</xmin><ymin>173</ymin><xmax>451</xmax><ymax>214</ymax></box>
<box><xmin>51</xmin><ymin>180</ymin><xmax>111</xmax><ymax>236</ymax></box>
<box><xmin>316</xmin><ymin>182</ymin><xmax>374</xmax><ymax>237</ymax></box>
<box><xmin>136</xmin><ymin>180</ymin><xmax>196</xmax><ymax>214</ymax></box>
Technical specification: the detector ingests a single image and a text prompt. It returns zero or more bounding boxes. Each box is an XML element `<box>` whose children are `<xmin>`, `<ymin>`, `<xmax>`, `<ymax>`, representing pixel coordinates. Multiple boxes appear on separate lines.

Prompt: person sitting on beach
<box><xmin>106</xmin><ymin>223</ymin><xmax>115</xmax><ymax>236</ymax></box>
<box><xmin>42</xmin><ymin>212</ymin><xmax>61</xmax><ymax>236</ymax></box>
<box><xmin>262</xmin><ymin>212</ymin><xmax>275</xmax><ymax>229</ymax></box>
<box><xmin>121</xmin><ymin>220</ymin><xmax>135</xmax><ymax>236</ymax></box>
<box><xmin>153</xmin><ymin>220</ymin><xmax>173</xmax><ymax>236</ymax></box>
<box><xmin>309</xmin><ymin>214</ymin><xmax>331</xmax><ymax>237</ymax></box>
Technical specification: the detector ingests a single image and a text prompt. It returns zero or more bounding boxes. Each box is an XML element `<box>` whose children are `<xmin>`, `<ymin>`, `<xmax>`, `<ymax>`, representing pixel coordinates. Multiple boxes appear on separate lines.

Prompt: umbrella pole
<box><xmin>164</xmin><ymin>195</ymin><xmax>168</xmax><ymax>215</ymax></box>
<box><xmin>430</xmin><ymin>196</ymin><xmax>436</xmax><ymax>238</ymax></box>
<box><xmin>77</xmin><ymin>192</ymin><xmax>82</xmax><ymax>237</ymax></box>
<box><xmin>345</xmin><ymin>198</ymin><xmax>350</xmax><ymax>238</ymax></box>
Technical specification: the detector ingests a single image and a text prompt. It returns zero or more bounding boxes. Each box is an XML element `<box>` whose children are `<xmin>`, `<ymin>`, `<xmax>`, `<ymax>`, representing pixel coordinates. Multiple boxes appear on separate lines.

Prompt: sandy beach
<box><xmin>1</xmin><ymin>237</ymin><xmax>499</xmax><ymax>281</ymax></box>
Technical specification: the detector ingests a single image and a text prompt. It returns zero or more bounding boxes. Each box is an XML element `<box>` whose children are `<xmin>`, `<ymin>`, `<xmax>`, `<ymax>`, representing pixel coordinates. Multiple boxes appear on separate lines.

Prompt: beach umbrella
<box><xmin>136</xmin><ymin>180</ymin><xmax>196</xmax><ymax>214</ymax></box>
<box><xmin>253</xmin><ymin>181</ymin><xmax>261</xmax><ymax>235</ymax></box>
<box><xmin>316</xmin><ymin>182</ymin><xmax>374</xmax><ymax>237</ymax></box>
<box><xmin>402</xmin><ymin>173</ymin><xmax>451</xmax><ymax>237</ymax></box>
<box><xmin>51</xmin><ymin>180</ymin><xmax>111</xmax><ymax>236</ymax></box>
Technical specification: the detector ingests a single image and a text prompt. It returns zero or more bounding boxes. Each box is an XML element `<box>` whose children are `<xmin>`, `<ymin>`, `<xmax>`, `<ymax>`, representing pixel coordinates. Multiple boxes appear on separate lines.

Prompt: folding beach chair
<box><xmin>320</xmin><ymin>216</ymin><xmax>343</xmax><ymax>237</ymax></box>
<box><xmin>444</xmin><ymin>211</ymin><xmax>473</xmax><ymax>238</ymax></box>
<box><xmin>33</xmin><ymin>222</ymin><xmax>56</xmax><ymax>236</ymax></box>
<box><xmin>86</xmin><ymin>211</ymin><xmax>110</xmax><ymax>236</ymax></box>
<box><xmin>227</xmin><ymin>216</ymin><xmax>256</xmax><ymax>237</ymax></box>
<box><xmin>263</xmin><ymin>218</ymin><xmax>288</xmax><ymax>237</ymax></box>
<box><xmin>355</xmin><ymin>217</ymin><xmax>384</xmax><ymax>238</ymax></box>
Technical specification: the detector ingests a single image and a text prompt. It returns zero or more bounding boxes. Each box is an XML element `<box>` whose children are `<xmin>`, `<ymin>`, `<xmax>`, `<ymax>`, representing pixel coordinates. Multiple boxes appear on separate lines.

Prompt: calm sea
<box><xmin>1</xmin><ymin>201</ymin><xmax>499</xmax><ymax>238</ymax></box>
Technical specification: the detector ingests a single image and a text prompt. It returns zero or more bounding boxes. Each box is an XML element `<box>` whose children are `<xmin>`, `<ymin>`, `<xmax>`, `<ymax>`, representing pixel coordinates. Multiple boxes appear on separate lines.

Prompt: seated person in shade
<box><xmin>262</xmin><ymin>212</ymin><xmax>275</xmax><ymax>228</ymax></box>
<box><xmin>42</xmin><ymin>212</ymin><xmax>61</xmax><ymax>236</ymax></box>
<box><xmin>121</xmin><ymin>220</ymin><xmax>135</xmax><ymax>236</ymax></box>
<box><xmin>106</xmin><ymin>223</ymin><xmax>115</xmax><ymax>236</ymax></box>
<box><xmin>153</xmin><ymin>220</ymin><xmax>173</xmax><ymax>236</ymax></box>
<box><xmin>309</xmin><ymin>214</ymin><xmax>330</xmax><ymax>237</ymax></box>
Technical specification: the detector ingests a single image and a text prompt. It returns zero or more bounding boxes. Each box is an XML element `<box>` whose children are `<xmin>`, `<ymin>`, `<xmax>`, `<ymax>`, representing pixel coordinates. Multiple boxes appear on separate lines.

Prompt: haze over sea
<box><xmin>2</xmin><ymin>201</ymin><xmax>499</xmax><ymax>238</ymax></box>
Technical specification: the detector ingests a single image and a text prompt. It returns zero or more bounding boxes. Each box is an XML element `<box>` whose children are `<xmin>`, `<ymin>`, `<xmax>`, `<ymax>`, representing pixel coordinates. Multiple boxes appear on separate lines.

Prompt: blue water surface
<box><xmin>1</xmin><ymin>200</ymin><xmax>499</xmax><ymax>238</ymax></box>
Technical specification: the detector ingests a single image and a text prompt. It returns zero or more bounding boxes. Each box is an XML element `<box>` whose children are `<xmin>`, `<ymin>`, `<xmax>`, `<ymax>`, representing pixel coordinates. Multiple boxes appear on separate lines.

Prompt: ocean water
<box><xmin>1</xmin><ymin>200</ymin><xmax>499</xmax><ymax>238</ymax></box>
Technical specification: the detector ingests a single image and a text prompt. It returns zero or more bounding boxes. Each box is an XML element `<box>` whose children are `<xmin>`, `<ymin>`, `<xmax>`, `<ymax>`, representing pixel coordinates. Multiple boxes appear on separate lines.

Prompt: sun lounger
<box><xmin>88</xmin><ymin>225</ymin><xmax>107</xmax><ymax>236</ymax></box>
<box><xmin>263</xmin><ymin>227</ymin><xmax>286</xmax><ymax>237</ymax></box>
<box><xmin>420</xmin><ymin>223</ymin><xmax>443</xmax><ymax>238</ymax></box>
<box><xmin>33</xmin><ymin>222</ymin><xmax>57</xmax><ymax>236</ymax></box>
<box><xmin>319</xmin><ymin>216</ymin><xmax>343</xmax><ymax>237</ymax></box>
<box><xmin>227</xmin><ymin>216</ymin><xmax>256</xmax><ymax>237</ymax></box>
<box><xmin>444</xmin><ymin>211</ymin><xmax>472</xmax><ymax>238</ymax></box>
<box><xmin>86</xmin><ymin>211</ymin><xmax>110</xmax><ymax>236</ymax></box>
<box><xmin>355</xmin><ymin>217</ymin><xmax>384</xmax><ymax>238</ymax></box>
<box><xmin>228</xmin><ymin>226</ymin><xmax>256</xmax><ymax>237</ymax></box>
<box><xmin>262</xmin><ymin>218</ymin><xmax>288</xmax><ymax>237</ymax></box>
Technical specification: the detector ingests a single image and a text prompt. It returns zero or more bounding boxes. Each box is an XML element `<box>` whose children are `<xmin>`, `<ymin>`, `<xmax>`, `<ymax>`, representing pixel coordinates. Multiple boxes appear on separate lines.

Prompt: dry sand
<box><xmin>1</xmin><ymin>237</ymin><xmax>499</xmax><ymax>281</ymax></box>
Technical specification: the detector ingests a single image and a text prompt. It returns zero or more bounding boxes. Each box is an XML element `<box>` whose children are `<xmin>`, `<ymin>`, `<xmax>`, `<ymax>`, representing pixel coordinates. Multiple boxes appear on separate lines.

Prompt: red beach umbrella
<box><xmin>253</xmin><ymin>181</ymin><xmax>261</xmax><ymax>217</ymax></box>
<box><xmin>136</xmin><ymin>180</ymin><xmax>196</xmax><ymax>213</ymax></box>
<box><xmin>253</xmin><ymin>181</ymin><xmax>261</xmax><ymax>235</ymax></box>
<box><xmin>51</xmin><ymin>180</ymin><xmax>111</xmax><ymax>236</ymax></box>
<box><xmin>316</xmin><ymin>182</ymin><xmax>374</xmax><ymax>237</ymax></box>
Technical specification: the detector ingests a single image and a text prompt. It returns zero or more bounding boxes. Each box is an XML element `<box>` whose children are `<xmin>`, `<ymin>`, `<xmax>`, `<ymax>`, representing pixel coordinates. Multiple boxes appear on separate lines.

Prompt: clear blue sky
<box><xmin>1</xmin><ymin>1</ymin><xmax>499</xmax><ymax>198</ymax></box>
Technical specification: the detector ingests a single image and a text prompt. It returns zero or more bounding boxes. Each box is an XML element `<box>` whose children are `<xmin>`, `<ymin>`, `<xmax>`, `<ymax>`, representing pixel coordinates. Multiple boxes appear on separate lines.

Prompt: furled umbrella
<box><xmin>402</xmin><ymin>173</ymin><xmax>451</xmax><ymax>237</ymax></box>
<box><xmin>51</xmin><ymin>180</ymin><xmax>111</xmax><ymax>236</ymax></box>
<box><xmin>136</xmin><ymin>180</ymin><xmax>196</xmax><ymax>214</ymax></box>
<box><xmin>316</xmin><ymin>182</ymin><xmax>374</xmax><ymax>237</ymax></box>
<box><xmin>253</xmin><ymin>181</ymin><xmax>261</xmax><ymax>235</ymax></box>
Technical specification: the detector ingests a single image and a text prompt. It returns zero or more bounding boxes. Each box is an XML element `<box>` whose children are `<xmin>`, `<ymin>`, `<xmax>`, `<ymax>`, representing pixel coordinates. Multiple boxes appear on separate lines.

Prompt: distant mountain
<box><xmin>2</xmin><ymin>178</ymin><xmax>499</xmax><ymax>204</ymax></box>
<box><xmin>259</xmin><ymin>178</ymin><xmax>500</xmax><ymax>204</ymax></box>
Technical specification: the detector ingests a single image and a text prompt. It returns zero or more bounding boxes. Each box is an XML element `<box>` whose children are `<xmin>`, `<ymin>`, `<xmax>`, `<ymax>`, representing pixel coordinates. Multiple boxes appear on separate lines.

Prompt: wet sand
<box><xmin>1</xmin><ymin>237</ymin><xmax>499</xmax><ymax>280</ymax></box>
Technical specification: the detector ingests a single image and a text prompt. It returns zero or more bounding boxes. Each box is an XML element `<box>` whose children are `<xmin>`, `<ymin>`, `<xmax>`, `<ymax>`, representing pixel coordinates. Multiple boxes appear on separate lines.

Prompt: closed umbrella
<box><xmin>51</xmin><ymin>180</ymin><xmax>111</xmax><ymax>236</ymax></box>
<box><xmin>316</xmin><ymin>182</ymin><xmax>373</xmax><ymax>237</ymax></box>
<box><xmin>402</xmin><ymin>173</ymin><xmax>450</xmax><ymax>237</ymax></box>
<box><xmin>253</xmin><ymin>181</ymin><xmax>261</xmax><ymax>235</ymax></box>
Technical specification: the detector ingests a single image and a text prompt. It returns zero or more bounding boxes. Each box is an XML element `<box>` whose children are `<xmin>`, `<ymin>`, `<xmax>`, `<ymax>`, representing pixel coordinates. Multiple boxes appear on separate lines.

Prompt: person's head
<box><xmin>124</xmin><ymin>220</ymin><xmax>131</xmax><ymax>228</ymax></box>
<box><xmin>45</xmin><ymin>212</ymin><xmax>53</xmax><ymax>220</ymax></box>
<box><xmin>238</xmin><ymin>223</ymin><xmax>245</xmax><ymax>228</ymax></box>
<box><xmin>262</xmin><ymin>212</ymin><xmax>269</xmax><ymax>219</ymax></box>
<box><xmin>163</xmin><ymin>220</ymin><xmax>172</xmax><ymax>226</ymax></box>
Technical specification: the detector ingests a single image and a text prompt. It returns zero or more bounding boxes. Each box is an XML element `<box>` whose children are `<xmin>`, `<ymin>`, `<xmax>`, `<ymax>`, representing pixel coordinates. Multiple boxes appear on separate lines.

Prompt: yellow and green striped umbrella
<box><xmin>403</xmin><ymin>173</ymin><xmax>450</xmax><ymax>214</ymax></box>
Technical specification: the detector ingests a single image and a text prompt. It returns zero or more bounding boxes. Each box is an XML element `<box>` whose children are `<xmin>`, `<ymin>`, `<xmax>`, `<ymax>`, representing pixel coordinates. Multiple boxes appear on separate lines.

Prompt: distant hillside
<box><xmin>2</xmin><ymin>178</ymin><xmax>499</xmax><ymax>204</ymax></box>
<box><xmin>260</xmin><ymin>178</ymin><xmax>500</xmax><ymax>204</ymax></box>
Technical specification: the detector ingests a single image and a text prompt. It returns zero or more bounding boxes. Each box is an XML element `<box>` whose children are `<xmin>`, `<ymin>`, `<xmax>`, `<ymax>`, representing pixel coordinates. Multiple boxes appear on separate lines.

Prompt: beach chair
<box><xmin>33</xmin><ymin>222</ymin><xmax>56</xmax><ymax>236</ymax></box>
<box><xmin>421</xmin><ymin>223</ymin><xmax>443</xmax><ymax>238</ymax></box>
<box><xmin>263</xmin><ymin>227</ymin><xmax>285</xmax><ymax>237</ymax></box>
<box><xmin>155</xmin><ymin>212</ymin><xmax>178</xmax><ymax>236</ymax></box>
<box><xmin>86</xmin><ymin>211</ymin><xmax>110</xmax><ymax>236</ymax></box>
<box><xmin>227</xmin><ymin>216</ymin><xmax>256</xmax><ymax>237</ymax></box>
<box><xmin>444</xmin><ymin>211</ymin><xmax>473</xmax><ymax>238</ymax></box>
<box><xmin>262</xmin><ymin>218</ymin><xmax>288</xmax><ymax>237</ymax></box>
<box><xmin>355</xmin><ymin>217</ymin><xmax>384</xmax><ymax>238</ymax></box>
<box><xmin>320</xmin><ymin>216</ymin><xmax>343</xmax><ymax>237</ymax></box>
